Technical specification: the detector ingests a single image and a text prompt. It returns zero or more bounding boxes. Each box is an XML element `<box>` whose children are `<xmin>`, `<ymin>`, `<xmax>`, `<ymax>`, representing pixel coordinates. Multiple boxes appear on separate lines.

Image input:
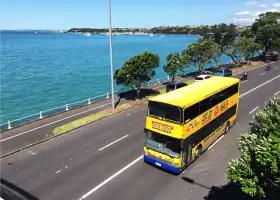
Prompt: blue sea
<box><xmin>1</xmin><ymin>31</ymin><xmax>231</xmax><ymax>124</ymax></box>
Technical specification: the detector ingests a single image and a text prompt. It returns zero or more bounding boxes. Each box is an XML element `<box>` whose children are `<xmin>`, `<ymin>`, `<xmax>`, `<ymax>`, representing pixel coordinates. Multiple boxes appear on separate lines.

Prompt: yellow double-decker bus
<box><xmin>144</xmin><ymin>76</ymin><xmax>240</xmax><ymax>174</ymax></box>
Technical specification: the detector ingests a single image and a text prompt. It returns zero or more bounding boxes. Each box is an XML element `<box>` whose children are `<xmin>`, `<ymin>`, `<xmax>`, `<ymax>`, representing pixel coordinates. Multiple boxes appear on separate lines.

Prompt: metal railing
<box><xmin>0</xmin><ymin>74</ymin><xmax>175</xmax><ymax>131</ymax></box>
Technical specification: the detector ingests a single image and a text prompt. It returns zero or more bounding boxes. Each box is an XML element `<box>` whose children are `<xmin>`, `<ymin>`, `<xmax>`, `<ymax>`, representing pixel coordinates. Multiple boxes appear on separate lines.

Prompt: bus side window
<box><xmin>209</xmin><ymin>94</ymin><xmax>220</xmax><ymax>106</ymax></box>
<box><xmin>184</xmin><ymin>103</ymin><xmax>199</xmax><ymax>122</ymax></box>
<box><xmin>229</xmin><ymin>84</ymin><xmax>239</xmax><ymax>95</ymax></box>
<box><xmin>199</xmin><ymin>98</ymin><xmax>211</xmax><ymax>114</ymax></box>
<box><xmin>219</xmin><ymin>83</ymin><xmax>239</xmax><ymax>101</ymax></box>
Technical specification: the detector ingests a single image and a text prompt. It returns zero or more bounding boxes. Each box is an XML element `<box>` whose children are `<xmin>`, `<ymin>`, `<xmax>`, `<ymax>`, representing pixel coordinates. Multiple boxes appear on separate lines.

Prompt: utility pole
<box><xmin>108</xmin><ymin>0</ymin><xmax>115</xmax><ymax>109</ymax></box>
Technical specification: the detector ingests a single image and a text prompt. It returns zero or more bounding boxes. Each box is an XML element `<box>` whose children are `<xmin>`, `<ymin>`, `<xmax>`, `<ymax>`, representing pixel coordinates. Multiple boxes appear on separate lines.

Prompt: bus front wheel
<box><xmin>195</xmin><ymin>145</ymin><xmax>202</xmax><ymax>158</ymax></box>
<box><xmin>224</xmin><ymin>122</ymin><xmax>230</xmax><ymax>134</ymax></box>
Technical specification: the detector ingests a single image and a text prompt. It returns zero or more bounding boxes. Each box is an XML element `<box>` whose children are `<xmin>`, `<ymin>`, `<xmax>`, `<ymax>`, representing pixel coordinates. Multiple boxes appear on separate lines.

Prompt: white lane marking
<box><xmin>98</xmin><ymin>135</ymin><xmax>129</xmax><ymax>151</ymax></box>
<box><xmin>240</xmin><ymin>74</ymin><xmax>280</xmax><ymax>98</ymax></box>
<box><xmin>274</xmin><ymin>91</ymin><xmax>280</xmax><ymax>96</ymax></box>
<box><xmin>0</xmin><ymin>102</ymin><xmax>112</xmax><ymax>142</ymax></box>
<box><xmin>55</xmin><ymin>170</ymin><xmax>61</xmax><ymax>174</ymax></box>
<box><xmin>249</xmin><ymin>106</ymin><xmax>259</xmax><ymax>114</ymax></box>
<box><xmin>208</xmin><ymin>135</ymin><xmax>224</xmax><ymax>151</ymax></box>
<box><xmin>260</xmin><ymin>73</ymin><xmax>265</xmax><ymax>75</ymax></box>
<box><xmin>79</xmin><ymin>155</ymin><xmax>143</xmax><ymax>200</ymax></box>
<box><xmin>241</xmin><ymin>80</ymin><xmax>248</xmax><ymax>83</ymax></box>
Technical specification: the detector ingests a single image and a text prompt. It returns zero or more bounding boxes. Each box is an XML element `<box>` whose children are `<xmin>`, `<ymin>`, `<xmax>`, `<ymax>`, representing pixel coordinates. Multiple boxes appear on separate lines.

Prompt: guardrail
<box><xmin>0</xmin><ymin>74</ymin><xmax>174</xmax><ymax>131</ymax></box>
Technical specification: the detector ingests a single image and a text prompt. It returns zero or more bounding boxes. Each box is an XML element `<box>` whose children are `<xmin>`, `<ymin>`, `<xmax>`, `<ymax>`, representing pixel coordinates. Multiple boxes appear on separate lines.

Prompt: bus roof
<box><xmin>150</xmin><ymin>76</ymin><xmax>240</xmax><ymax>108</ymax></box>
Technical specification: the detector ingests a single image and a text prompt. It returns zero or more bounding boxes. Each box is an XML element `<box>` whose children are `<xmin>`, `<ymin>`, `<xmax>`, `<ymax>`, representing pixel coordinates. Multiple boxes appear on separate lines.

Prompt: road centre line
<box><xmin>98</xmin><ymin>135</ymin><xmax>129</xmax><ymax>151</ymax></box>
<box><xmin>79</xmin><ymin>155</ymin><xmax>144</xmax><ymax>200</ymax></box>
<box><xmin>260</xmin><ymin>73</ymin><xmax>265</xmax><ymax>75</ymax></box>
<box><xmin>274</xmin><ymin>91</ymin><xmax>280</xmax><ymax>96</ymax></box>
<box><xmin>249</xmin><ymin>106</ymin><xmax>259</xmax><ymax>115</ymax></box>
<box><xmin>240</xmin><ymin>74</ymin><xmax>280</xmax><ymax>98</ymax></box>
<box><xmin>207</xmin><ymin>135</ymin><xmax>224</xmax><ymax>151</ymax></box>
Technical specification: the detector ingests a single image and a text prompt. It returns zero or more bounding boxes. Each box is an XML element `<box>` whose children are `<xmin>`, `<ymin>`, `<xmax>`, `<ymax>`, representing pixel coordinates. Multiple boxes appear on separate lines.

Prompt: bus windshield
<box><xmin>145</xmin><ymin>131</ymin><xmax>181</xmax><ymax>158</ymax></box>
<box><xmin>148</xmin><ymin>101</ymin><xmax>181</xmax><ymax>123</ymax></box>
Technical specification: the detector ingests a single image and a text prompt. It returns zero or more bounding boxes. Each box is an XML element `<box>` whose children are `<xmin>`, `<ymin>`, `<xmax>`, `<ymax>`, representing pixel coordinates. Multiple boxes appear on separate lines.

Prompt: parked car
<box><xmin>271</xmin><ymin>55</ymin><xmax>279</xmax><ymax>61</ymax></box>
<box><xmin>194</xmin><ymin>75</ymin><xmax>212</xmax><ymax>82</ymax></box>
<box><xmin>165</xmin><ymin>82</ymin><xmax>187</xmax><ymax>92</ymax></box>
<box><xmin>214</xmin><ymin>68</ymin><xmax>233</xmax><ymax>77</ymax></box>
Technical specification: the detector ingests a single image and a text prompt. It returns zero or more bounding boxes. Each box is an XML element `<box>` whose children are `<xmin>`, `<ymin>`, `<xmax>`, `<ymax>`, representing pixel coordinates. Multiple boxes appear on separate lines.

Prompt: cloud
<box><xmin>233</xmin><ymin>7</ymin><xmax>279</xmax><ymax>25</ymax></box>
<box><xmin>235</xmin><ymin>11</ymin><xmax>251</xmax><ymax>17</ymax></box>
<box><xmin>259</xmin><ymin>4</ymin><xmax>267</xmax><ymax>8</ymax></box>
<box><xmin>233</xmin><ymin>18</ymin><xmax>256</xmax><ymax>25</ymax></box>
<box><xmin>267</xmin><ymin>8</ymin><xmax>279</xmax><ymax>12</ymax></box>
<box><xmin>272</xmin><ymin>3</ymin><xmax>280</xmax><ymax>8</ymax></box>
<box><xmin>245</xmin><ymin>1</ymin><xmax>258</xmax><ymax>6</ymax></box>
<box><xmin>233</xmin><ymin>11</ymin><xmax>256</xmax><ymax>25</ymax></box>
<box><xmin>245</xmin><ymin>1</ymin><xmax>267</xmax><ymax>8</ymax></box>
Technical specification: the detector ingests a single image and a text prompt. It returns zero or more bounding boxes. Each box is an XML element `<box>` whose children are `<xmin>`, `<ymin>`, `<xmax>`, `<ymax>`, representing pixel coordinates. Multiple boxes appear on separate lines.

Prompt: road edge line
<box><xmin>0</xmin><ymin>104</ymin><xmax>138</xmax><ymax>159</ymax></box>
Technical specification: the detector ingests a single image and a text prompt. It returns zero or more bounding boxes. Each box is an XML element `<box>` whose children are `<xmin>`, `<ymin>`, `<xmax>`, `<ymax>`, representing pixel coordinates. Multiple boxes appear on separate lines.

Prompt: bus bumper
<box><xmin>144</xmin><ymin>155</ymin><xmax>181</xmax><ymax>174</ymax></box>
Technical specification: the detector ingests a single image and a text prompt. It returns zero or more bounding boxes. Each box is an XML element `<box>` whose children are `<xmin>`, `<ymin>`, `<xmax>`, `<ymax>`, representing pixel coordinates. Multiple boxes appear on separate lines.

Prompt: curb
<box><xmin>0</xmin><ymin>98</ymin><xmax>146</xmax><ymax>159</ymax></box>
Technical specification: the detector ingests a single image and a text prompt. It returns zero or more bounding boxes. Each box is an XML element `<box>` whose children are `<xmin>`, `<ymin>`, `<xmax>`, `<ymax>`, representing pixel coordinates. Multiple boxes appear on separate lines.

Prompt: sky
<box><xmin>0</xmin><ymin>0</ymin><xmax>280</xmax><ymax>30</ymax></box>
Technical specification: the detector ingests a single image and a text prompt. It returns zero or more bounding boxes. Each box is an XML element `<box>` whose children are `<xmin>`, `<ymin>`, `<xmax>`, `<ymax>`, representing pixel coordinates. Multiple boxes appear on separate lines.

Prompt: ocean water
<box><xmin>1</xmin><ymin>31</ymin><xmax>231</xmax><ymax>124</ymax></box>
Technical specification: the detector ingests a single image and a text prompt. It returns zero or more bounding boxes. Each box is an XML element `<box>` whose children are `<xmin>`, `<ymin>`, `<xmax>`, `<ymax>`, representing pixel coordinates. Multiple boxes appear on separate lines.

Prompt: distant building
<box><xmin>204</xmin><ymin>32</ymin><xmax>214</xmax><ymax>39</ymax></box>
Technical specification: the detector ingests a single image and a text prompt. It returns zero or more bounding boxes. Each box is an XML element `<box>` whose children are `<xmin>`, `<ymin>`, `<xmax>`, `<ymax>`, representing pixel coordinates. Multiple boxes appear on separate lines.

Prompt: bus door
<box><xmin>181</xmin><ymin>140</ymin><xmax>193</xmax><ymax>168</ymax></box>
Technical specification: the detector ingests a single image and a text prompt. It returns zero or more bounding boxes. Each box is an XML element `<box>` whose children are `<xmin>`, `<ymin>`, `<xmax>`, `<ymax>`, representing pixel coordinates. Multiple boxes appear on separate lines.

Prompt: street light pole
<box><xmin>108</xmin><ymin>0</ymin><xmax>115</xmax><ymax>109</ymax></box>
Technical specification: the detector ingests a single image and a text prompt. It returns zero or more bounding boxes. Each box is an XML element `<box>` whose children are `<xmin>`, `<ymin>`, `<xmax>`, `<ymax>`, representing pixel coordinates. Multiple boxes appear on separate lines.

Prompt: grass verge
<box><xmin>53</xmin><ymin>110</ymin><xmax>110</xmax><ymax>135</ymax></box>
<box><xmin>53</xmin><ymin>102</ymin><xmax>134</xmax><ymax>135</ymax></box>
<box><xmin>232</xmin><ymin>61</ymin><xmax>265</xmax><ymax>74</ymax></box>
<box><xmin>53</xmin><ymin>78</ymin><xmax>195</xmax><ymax>135</ymax></box>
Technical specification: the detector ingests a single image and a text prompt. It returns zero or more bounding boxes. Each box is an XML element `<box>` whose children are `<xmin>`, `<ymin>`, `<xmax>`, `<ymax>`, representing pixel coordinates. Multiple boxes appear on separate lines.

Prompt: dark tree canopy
<box><xmin>114</xmin><ymin>52</ymin><xmax>160</xmax><ymax>95</ymax></box>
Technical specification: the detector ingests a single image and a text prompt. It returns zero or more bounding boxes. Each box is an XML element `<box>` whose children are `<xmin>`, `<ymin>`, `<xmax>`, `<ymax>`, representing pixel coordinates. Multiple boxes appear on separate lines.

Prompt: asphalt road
<box><xmin>1</xmin><ymin>62</ymin><xmax>280</xmax><ymax>200</ymax></box>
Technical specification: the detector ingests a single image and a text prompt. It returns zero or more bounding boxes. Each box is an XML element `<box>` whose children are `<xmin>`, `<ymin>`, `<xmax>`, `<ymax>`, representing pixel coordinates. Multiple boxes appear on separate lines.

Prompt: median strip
<box><xmin>52</xmin><ymin>79</ymin><xmax>194</xmax><ymax>136</ymax></box>
<box><xmin>53</xmin><ymin>104</ymin><xmax>133</xmax><ymax>135</ymax></box>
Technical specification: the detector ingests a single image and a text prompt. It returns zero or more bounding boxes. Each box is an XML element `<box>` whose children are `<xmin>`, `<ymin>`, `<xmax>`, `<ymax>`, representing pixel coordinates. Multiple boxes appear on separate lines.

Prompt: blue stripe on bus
<box><xmin>144</xmin><ymin>155</ymin><xmax>181</xmax><ymax>174</ymax></box>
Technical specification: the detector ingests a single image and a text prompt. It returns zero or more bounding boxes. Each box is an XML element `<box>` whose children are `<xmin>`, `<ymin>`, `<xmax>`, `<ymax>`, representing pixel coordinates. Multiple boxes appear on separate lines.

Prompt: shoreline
<box><xmin>68</xmin><ymin>31</ymin><xmax>202</xmax><ymax>37</ymax></box>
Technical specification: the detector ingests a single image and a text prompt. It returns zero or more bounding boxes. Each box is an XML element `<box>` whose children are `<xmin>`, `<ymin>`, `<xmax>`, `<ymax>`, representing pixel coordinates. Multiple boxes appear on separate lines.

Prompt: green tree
<box><xmin>211</xmin><ymin>23</ymin><xmax>238</xmax><ymax>52</ymax></box>
<box><xmin>182</xmin><ymin>39</ymin><xmax>220</xmax><ymax>73</ymax></box>
<box><xmin>163</xmin><ymin>52</ymin><xmax>185</xmax><ymax>82</ymax></box>
<box><xmin>256</xmin><ymin>23</ymin><xmax>280</xmax><ymax>56</ymax></box>
<box><xmin>251</xmin><ymin>12</ymin><xmax>280</xmax><ymax>56</ymax></box>
<box><xmin>228</xmin><ymin>98</ymin><xmax>280</xmax><ymax>199</ymax></box>
<box><xmin>225</xmin><ymin>37</ymin><xmax>259</xmax><ymax>65</ymax></box>
<box><xmin>115</xmin><ymin>52</ymin><xmax>160</xmax><ymax>96</ymax></box>
<box><xmin>224</xmin><ymin>39</ymin><xmax>242</xmax><ymax>65</ymax></box>
<box><xmin>243</xmin><ymin>38</ymin><xmax>259</xmax><ymax>64</ymax></box>
<box><xmin>251</xmin><ymin>12</ymin><xmax>280</xmax><ymax>34</ymax></box>
<box><xmin>274</xmin><ymin>38</ymin><xmax>280</xmax><ymax>56</ymax></box>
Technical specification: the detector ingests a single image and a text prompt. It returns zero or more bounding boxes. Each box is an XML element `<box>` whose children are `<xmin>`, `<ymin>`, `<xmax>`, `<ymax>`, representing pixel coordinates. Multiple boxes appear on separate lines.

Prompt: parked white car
<box><xmin>194</xmin><ymin>75</ymin><xmax>212</xmax><ymax>82</ymax></box>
